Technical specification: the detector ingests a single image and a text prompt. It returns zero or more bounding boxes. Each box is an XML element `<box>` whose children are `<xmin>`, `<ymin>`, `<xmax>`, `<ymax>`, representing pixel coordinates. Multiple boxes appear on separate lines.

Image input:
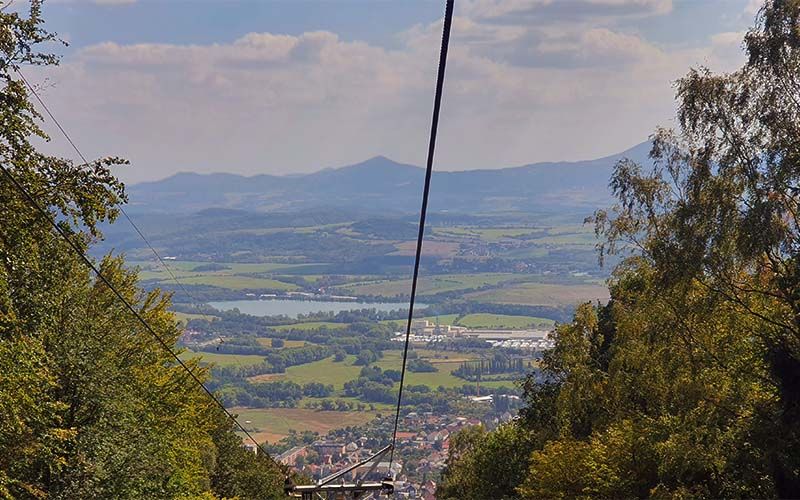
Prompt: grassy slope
<box><xmin>246</xmin><ymin>350</ymin><xmax>517</xmax><ymax>391</ymax></box>
<box><xmin>466</xmin><ymin>282</ymin><xmax>609</xmax><ymax>307</ymax></box>
<box><xmin>232</xmin><ymin>407</ymin><xmax>379</xmax><ymax>444</ymax></box>
<box><xmin>341</xmin><ymin>273</ymin><xmax>520</xmax><ymax>297</ymax></box>
<box><xmin>272</xmin><ymin>321</ymin><xmax>348</xmax><ymax>331</ymax></box>
<box><xmin>168</xmin><ymin>275</ymin><xmax>299</xmax><ymax>290</ymax></box>
<box><xmin>182</xmin><ymin>349</ymin><xmax>265</xmax><ymax>367</ymax></box>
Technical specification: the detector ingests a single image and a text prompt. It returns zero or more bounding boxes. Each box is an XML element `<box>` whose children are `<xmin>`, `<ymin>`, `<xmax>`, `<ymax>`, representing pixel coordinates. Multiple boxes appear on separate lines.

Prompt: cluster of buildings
<box><xmin>393</xmin><ymin>319</ymin><xmax>555</xmax><ymax>351</ymax></box>
<box><xmin>274</xmin><ymin>412</ymin><xmax>486</xmax><ymax>498</ymax></box>
<box><xmin>277</xmin><ymin>439</ymin><xmax>402</xmax><ymax>484</ymax></box>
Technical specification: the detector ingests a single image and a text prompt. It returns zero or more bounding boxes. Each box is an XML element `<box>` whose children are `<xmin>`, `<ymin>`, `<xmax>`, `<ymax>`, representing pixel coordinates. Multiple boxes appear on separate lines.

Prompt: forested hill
<box><xmin>128</xmin><ymin>141</ymin><xmax>652</xmax><ymax>214</ymax></box>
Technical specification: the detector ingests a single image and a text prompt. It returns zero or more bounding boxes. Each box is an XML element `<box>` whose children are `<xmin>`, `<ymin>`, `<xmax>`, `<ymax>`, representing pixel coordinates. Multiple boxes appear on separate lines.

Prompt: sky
<box><xmin>21</xmin><ymin>0</ymin><xmax>761</xmax><ymax>183</ymax></box>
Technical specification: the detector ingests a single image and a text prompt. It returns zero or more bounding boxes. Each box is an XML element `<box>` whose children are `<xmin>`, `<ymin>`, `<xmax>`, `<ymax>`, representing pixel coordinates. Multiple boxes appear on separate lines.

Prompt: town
<box><xmin>270</xmin><ymin>404</ymin><xmax>519</xmax><ymax>499</ymax></box>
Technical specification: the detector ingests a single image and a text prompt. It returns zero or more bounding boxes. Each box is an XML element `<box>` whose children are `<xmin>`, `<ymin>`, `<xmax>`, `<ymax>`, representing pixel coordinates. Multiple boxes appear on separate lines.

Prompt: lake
<box><xmin>208</xmin><ymin>299</ymin><xmax>421</xmax><ymax>318</ymax></box>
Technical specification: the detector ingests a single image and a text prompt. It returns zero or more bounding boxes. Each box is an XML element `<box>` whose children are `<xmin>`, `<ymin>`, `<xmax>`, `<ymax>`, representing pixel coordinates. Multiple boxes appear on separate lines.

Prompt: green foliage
<box><xmin>407</xmin><ymin>358</ymin><xmax>437</xmax><ymax>373</ymax></box>
<box><xmin>438</xmin><ymin>424</ymin><xmax>535</xmax><ymax>500</ymax></box>
<box><xmin>0</xmin><ymin>4</ymin><xmax>284</xmax><ymax>497</ymax></box>
<box><xmin>442</xmin><ymin>2</ymin><xmax>800</xmax><ymax>498</ymax></box>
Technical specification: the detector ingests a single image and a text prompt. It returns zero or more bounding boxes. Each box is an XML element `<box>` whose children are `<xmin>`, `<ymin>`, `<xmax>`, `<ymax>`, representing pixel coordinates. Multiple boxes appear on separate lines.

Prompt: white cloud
<box><xmin>744</xmin><ymin>0</ymin><xmax>762</xmax><ymax>16</ymax></box>
<box><xmin>27</xmin><ymin>1</ymin><xmax>748</xmax><ymax>183</ymax></box>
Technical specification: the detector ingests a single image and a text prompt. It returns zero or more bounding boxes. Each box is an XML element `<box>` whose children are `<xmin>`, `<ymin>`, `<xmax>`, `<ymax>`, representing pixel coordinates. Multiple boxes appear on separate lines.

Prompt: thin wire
<box><xmin>14</xmin><ymin>67</ymin><xmax>218</xmax><ymax>329</ymax></box>
<box><xmin>0</xmin><ymin>164</ymin><xmax>282</xmax><ymax>468</ymax></box>
<box><xmin>389</xmin><ymin>0</ymin><xmax>454</xmax><ymax>467</ymax></box>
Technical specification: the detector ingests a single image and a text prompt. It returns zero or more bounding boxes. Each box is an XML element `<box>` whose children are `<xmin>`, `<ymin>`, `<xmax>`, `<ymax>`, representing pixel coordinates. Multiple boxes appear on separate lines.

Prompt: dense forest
<box><xmin>0</xmin><ymin>4</ymin><xmax>286</xmax><ymax>498</ymax></box>
<box><xmin>438</xmin><ymin>1</ymin><xmax>800</xmax><ymax>498</ymax></box>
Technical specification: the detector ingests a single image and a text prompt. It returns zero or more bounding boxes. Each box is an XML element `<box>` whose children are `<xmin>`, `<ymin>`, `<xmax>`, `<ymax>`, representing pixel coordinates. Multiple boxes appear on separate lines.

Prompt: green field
<box><xmin>467</xmin><ymin>282</ymin><xmax>609</xmax><ymax>307</ymax></box>
<box><xmin>455</xmin><ymin>313</ymin><xmax>555</xmax><ymax>329</ymax></box>
<box><xmin>132</xmin><ymin>260</ymin><xmax>317</xmax><ymax>274</ymax></box>
<box><xmin>256</xmin><ymin>338</ymin><xmax>308</xmax><ymax>348</ymax></box>
<box><xmin>340</xmin><ymin>273</ymin><xmax>522</xmax><ymax>297</ymax></box>
<box><xmin>251</xmin><ymin>355</ymin><xmax>362</xmax><ymax>389</ymax></box>
<box><xmin>173</xmin><ymin>311</ymin><xmax>218</xmax><ymax>325</ymax></box>
<box><xmin>182</xmin><ymin>349</ymin><xmax>265</xmax><ymax>367</ymax></box>
<box><xmin>247</xmin><ymin>350</ymin><xmax>517</xmax><ymax>391</ymax></box>
<box><xmin>431</xmin><ymin>224</ymin><xmax>595</xmax><ymax>246</ymax></box>
<box><xmin>432</xmin><ymin>227</ymin><xmax>541</xmax><ymax>242</ymax></box>
<box><xmin>272</xmin><ymin>321</ymin><xmax>348</xmax><ymax>331</ymax></box>
<box><xmin>131</xmin><ymin>260</ymin><xmax>317</xmax><ymax>291</ymax></box>
<box><xmin>374</xmin><ymin>351</ymin><xmax>517</xmax><ymax>390</ymax></box>
<box><xmin>232</xmin><ymin>407</ymin><xmax>380</xmax><ymax>444</ymax></box>
<box><xmin>165</xmin><ymin>275</ymin><xmax>299</xmax><ymax>291</ymax></box>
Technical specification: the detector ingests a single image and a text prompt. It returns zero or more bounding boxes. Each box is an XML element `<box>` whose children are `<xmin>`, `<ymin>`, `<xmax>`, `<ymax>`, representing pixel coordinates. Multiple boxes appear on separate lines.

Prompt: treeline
<box><xmin>452</xmin><ymin>354</ymin><xmax>531</xmax><ymax>381</ymax></box>
<box><xmin>211</xmin><ymin>344</ymin><xmax>332</xmax><ymax>378</ymax></box>
<box><xmin>217</xmin><ymin>380</ymin><xmax>334</xmax><ymax>408</ymax></box>
<box><xmin>187</xmin><ymin>307</ymin><xmax>409</xmax><ymax>332</ymax></box>
<box><xmin>343</xmin><ymin>366</ymin><xmax>400</xmax><ymax>404</ymax></box>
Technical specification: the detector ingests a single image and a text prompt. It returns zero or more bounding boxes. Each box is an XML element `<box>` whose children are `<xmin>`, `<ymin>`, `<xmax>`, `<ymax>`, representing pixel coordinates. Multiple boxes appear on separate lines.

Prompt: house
<box><xmin>351</xmin><ymin>460</ymin><xmax>402</xmax><ymax>480</ymax></box>
<box><xmin>276</xmin><ymin>446</ymin><xmax>307</xmax><ymax>466</ymax></box>
<box><xmin>313</xmin><ymin>441</ymin><xmax>346</xmax><ymax>457</ymax></box>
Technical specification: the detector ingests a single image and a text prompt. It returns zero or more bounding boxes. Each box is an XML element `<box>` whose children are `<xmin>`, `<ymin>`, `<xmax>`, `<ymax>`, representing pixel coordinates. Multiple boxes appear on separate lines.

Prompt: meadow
<box><xmin>174</xmin><ymin>275</ymin><xmax>299</xmax><ymax>291</ymax></box>
<box><xmin>466</xmin><ymin>282</ymin><xmax>609</xmax><ymax>307</ymax></box>
<box><xmin>271</xmin><ymin>321</ymin><xmax>348</xmax><ymax>331</ymax></box>
<box><xmin>243</xmin><ymin>350</ymin><xmax>519</xmax><ymax>391</ymax></box>
<box><xmin>456</xmin><ymin>313</ymin><xmax>555</xmax><ymax>329</ymax></box>
<box><xmin>256</xmin><ymin>338</ymin><xmax>308</xmax><ymax>348</ymax></box>
<box><xmin>248</xmin><ymin>355</ymin><xmax>362</xmax><ymax>389</ymax></box>
<box><xmin>231</xmin><ymin>407</ymin><xmax>380</xmax><ymax>444</ymax></box>
<box><xmin>181</xmin><ymin>349</ymin><xmax>265</xmax><ymax>367</ymax></box>
<box><xmin>340</xmin><ymin>273</ymin><xmax>522</xmax><ymax>297</ymax></box>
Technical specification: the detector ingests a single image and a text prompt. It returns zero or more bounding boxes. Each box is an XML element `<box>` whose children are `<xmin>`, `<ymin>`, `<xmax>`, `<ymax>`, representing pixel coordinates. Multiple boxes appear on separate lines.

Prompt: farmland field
<box><xmin>182</xmin><ymin>349</ymin><xmax>265</xmax><ymax>367</ymax></box>
<box><xmin>255</xmin><ymin>338</ymin><xmax>308</xmax><ymax>348</ymax></box>
<box><xmin>250</xmin><ymin>355</ymin><xmax>362</xmax><ymax>389</ymax></box>
<box><xmin>340</xmin><ymin>273</ymin><xmax>521</xmax><ymax>297</ymax></box>
<box><xmin>455</xmin><ymin>313</ymin><xmax>555</xmax><ymax>329</ymax></box>
<box><xmin>466</xmin><ymin>282</ymin><xmax>609</xmax><ymax>307</ymax></box>
<box><xmin>165</xmin><ymin>275</ymin><xmax>299</xmax><ymax>291</ymax></box>
<box><xmin>272</xmin><ymin>321</ymin><xmax>348</xmax><ymax>331</ymax></box>
<box><xmin>173</xmin><ymin>311</ymin><xmax>218</xmax><ymax>325</ymax></box>
<box><xmin>374</xmin><ymin>351</ymin><xmax>518</xmax><ymax>389</ymax></box>
<box><xmin>247</xmin><ymin>350</ymin><xmax>517</xmax><ymax>391</ymax></box>
<box><xmin>232</xmin><ymin>407</ymin><xmax>380</xmax><ymax>444</ymax></box>
<box><xmin>132</xmin><ymin>260</ymin><xmax>318</xmax><ymax>274</ymax></box>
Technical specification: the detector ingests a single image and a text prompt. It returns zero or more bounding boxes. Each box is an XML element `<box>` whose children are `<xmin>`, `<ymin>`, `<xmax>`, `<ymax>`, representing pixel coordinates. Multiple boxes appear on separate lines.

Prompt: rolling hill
<box><xmin>127</xmin><ymin>141</ymin><xmax>652</xmax><ymax>215</ymax></box>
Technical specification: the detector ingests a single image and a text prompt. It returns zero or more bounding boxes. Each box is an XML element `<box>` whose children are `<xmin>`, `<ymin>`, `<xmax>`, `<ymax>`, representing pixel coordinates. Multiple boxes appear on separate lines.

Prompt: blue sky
<box><xmin>27</xmin><ymin>0</ymin><xmax>759</xmax><ymax>182</ymax></box>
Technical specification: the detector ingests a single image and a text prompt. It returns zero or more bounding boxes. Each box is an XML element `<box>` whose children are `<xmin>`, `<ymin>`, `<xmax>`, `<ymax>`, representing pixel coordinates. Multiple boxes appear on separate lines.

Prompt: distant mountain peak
<box><xmin>128</xmin><ymin>142</ymin><xmax>652</xmax><ymax>215</ymax></box>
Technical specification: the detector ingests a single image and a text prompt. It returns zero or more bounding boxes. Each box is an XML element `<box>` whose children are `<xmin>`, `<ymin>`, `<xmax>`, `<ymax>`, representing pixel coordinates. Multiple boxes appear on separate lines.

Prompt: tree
<box><xmin>0</xmin><ymin>3</ymin><xmax>285</xmax><ymax>497</ymax></box>
<box><xmin>354</xmin><ymin>349</ymin><xmax>377</xmax><ymax>366</ymax></box>
<box><xmin>443</xmin><ymin>1</ymin><xmax>800</xmax><ymax>497</ymax></box>
<box><xmin>438</xmin><ymin>424</ymin><xmax>534</xmax><ymax>500</ymax></box>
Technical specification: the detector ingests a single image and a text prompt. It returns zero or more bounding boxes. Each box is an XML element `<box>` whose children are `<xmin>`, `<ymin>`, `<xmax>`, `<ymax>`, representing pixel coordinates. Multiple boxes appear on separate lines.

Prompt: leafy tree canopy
<box><xmin>0</xmin><ymin>3</ymin><xmax>286</xmax><ymax>497</ymax></box>
<box><xmin>441</xmin><ymin>1</ymin><xmax>800</xmax><ymax>497</ymax></box>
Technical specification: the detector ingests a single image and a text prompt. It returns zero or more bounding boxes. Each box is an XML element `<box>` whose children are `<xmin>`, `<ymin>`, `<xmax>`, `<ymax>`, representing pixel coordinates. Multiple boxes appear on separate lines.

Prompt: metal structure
<box><xmin>286</xmin><ymin>445</ymin><xmax>395</xmax><ymax>499</ymax></box>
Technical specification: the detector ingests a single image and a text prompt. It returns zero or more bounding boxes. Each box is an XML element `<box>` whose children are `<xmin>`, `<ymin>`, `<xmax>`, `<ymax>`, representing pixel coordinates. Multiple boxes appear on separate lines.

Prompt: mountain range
<box><xmin>127</xmin><ymin>141</ymin><xmax>652</xmax><ymax>215</ymax></box>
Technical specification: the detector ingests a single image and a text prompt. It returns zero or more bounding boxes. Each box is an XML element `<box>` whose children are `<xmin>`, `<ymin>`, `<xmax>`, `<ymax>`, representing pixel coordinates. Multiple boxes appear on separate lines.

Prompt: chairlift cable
<box><xmin>14</xmin><ymin>67</ymin><xmax>220</xmax><ymax>331</ymax></box>
<box><xmin>0</xmin><ymin>164</ymin><xmax>283</xmax><ymax>470</ymax></box>
<box><xmin>389</xmin><ymin>0</ymin><xmax>454</xmax><ymax>469</ymax></box>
